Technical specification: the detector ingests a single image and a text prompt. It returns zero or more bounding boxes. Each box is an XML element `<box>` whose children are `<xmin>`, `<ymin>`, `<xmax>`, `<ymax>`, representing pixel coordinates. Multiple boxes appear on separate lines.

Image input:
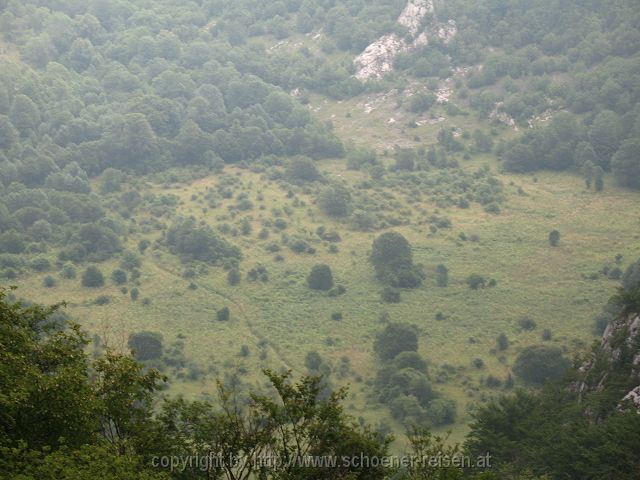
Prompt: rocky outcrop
<box><xmin>354</xmin><ymin>35</ymin><xmax>411</xmax><ymax>80</ymax></box>
<box><xmin>575</xmin><ymin>312</ymin><xmax>640</xmax><ymax>414</ymax></box>
<box><xmin>398</xmin><ymin>0</ymin><xmax>434</xmax><ymax>36</ymax></box>
<box><xmin>354</xmin><ymin>0</ymin><xmax>456</xmax><ymax>80</ymax></box>
<box><xmin>622</xmin><ymin>386</ymin><xmax>640</xmax><ymax>410</ymax></box>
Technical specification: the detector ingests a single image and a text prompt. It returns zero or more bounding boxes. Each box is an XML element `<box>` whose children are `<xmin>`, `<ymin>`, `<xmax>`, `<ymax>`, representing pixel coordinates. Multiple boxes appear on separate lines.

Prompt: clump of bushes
<box><xmin>81</xmin><ymin>266</ymin><xmax>105</xmax><ymax>288</ymax></box>
<box><xmin>128</xmin><ymin>331</ymin><xmax>163</xmax><ymax>361</ymax></box>
<box><xmin>307</xmin><ymin>264</ymin><xmax>334</xmax><ymax>291</ymax></box>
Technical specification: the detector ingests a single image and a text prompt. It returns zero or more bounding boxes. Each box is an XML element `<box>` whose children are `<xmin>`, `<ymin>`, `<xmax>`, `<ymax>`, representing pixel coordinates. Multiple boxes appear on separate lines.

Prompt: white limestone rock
<box><xmin>398</xmin><ymin>0</ymin><xmax>434</xmax><ymax>36</ymax></box>
<box><xmin>354</xmin><ymin>0</ymin><xmax>456</xmax><ymax>80</ymax></box>
<box><xmin>354</xmin><ymin>34</ymin><xmax>408</xmax><ymax>80</ymax></box>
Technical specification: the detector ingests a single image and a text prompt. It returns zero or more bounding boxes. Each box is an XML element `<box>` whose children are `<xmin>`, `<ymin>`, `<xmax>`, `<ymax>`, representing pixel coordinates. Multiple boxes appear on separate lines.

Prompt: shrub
<box><xmin>408</xmin><ymin>92</ymin><xmax>436</xmax><ymax>113</ymax></box>
<box><xmin>166</xmin><ymin>218</ymin><xmax>241</xmax><ymax>265</ymax></box>
<box><xmin>390</xmin><ymin>394</ymin><xmax>426</xmax><ymax>424</ymax></box>
<box><xmin>227</xmin><ymin>269</ymin><xmax>241</xmax><ymax>286</ymax></box>
<box><xmin>513</xmin><ymin>345</ymin><xmax>570</xmax><ymax>385</ymax></box>
<box><xmin>3</xmin><ymin>269</ymin><xmax>18</xmax><ymax>279</ymax></box>
<box><xmin>128</xmin><ymin>331</ymin><xmax>163</xmax><ymax>361</ymax></box>
<box><xmin>519</xmin><ymin>317</ymin><xmax>537</xmax><ymax>330</ymax></box>
<box><xmin>388</xmin><ymin>368</ymin><xmax>434</xmax><ymax>405</ymax></box>
<box><xmin>374</xmin><ymin>323</ymin><xmax>418</xmax><ymax>361</ymax></box>
<box><xmin>331</xmin><ymin>312</ymin><xmax>343</xmax><ymax>321</ymax></box>
<box><xmin>31</xmin><ymin>257</ymin><xmax>51</xmax><ymax>272</ymax></box>
<box><xmin>307</xmin><ymin>264</ymin><xmax>334</xmax><ymax>291</ymax></box>
<box><xmin>426</xmin><ymin>398</ymin><xmax>456</xmax><ymax>426</ymax></box>
<box><xmin>60</xmin><ymin>264</ymin><xmax>76</xmax><ymax>279</ymax></box>
<box><xmin>328</xmin><ymin>285</ymin><xmax>346</xmax><ymax>297</ymax></box>
<box><xmin>485</xmin><ymin>375</ymin><xmax>502</xmax><ymax>388</ymax></box>
<box><xmin>94</xmin><ymin>295</ymin><xmax>111</xmax><ymax>305</ymax></box>
<box><xmin>130</xmin><ymin>287</ymin><xmax>139</xmax><ymax>301</ymax></box>
<box><xmin>138</xmin><ymin>239</ymin><xmax>150</xmax><ymax>254</ymax></box>
<box><xmin>549</xmin><ymin>229</ymin><xmax>560</xmax><ymax>247</ymax></box>
<box><xmin>43</xmin><ymin>275</ymin><xmax>56</xmax><ymax>288</ymax></box>
<box><xmin>436</xmin><ymin>264</ymin><xmax>448</xmax><ymax>287</ymax></box>
<box><xmin>111</xmin><ymin>269</ymin><xmax>128</xmax><ymax>285</ymax></box>
<box><xmin>608</xmin><ymin>267</ymin><xmax>622</xmax><ymax>280</ymax></box>
<box><xmin>318</xmin><ymin>184</ymin><xmax>352</xmax><ymax>217</ymax></box>
<box><xmin>381</xmin><ymin>287</ymin><xmax>401</xmax><ymax>303</ymax></box>
<box><xmin>305</xmin><ymin>351</ymin><xmax>323</xmax><ymax>371</ymax></box>
<box><xmin>239</xmin><ymin>345</ymin><xmax>250</xmax><ymax>357</ymax></box>
<box><xmin>120</xmin><ymin>250</ymin><xmax>142</xmax><ymax>270</ymax></box>
<box><xmin>285</xmin><ymin>156</ymin><xmax>322</xmax><ymax>183</ymax></box>
<box><xmin>393</xmin><ymin>352</ymin><xmax>428</xmax><ymax>372</ymax></box>
<box><xmin>81</xmin><ymin>266</ymin><xmax>105</xmax><ymax>288</ymax></box>
<box><xmin>496</xmin><ymin>333</ymin><xmax>509</xmax><ymax>351</ymax></box>
<box><xmin>466</xmin><ymin>274</ymin><xmax>486</xmax><ymax>290</ymax></box>
<box><xmin>217</xmin><ymin>306</ymin><xmax>230</xmax><ymax>321</ymax></box>
<box><xmin>288</xmin><ymin>238</ymin><xmax>309</xmax><ymax>253</ymax></box>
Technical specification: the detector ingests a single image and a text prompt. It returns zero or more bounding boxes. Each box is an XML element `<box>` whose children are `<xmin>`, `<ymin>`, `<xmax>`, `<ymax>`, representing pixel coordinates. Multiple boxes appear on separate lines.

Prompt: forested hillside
<box><xmin>1</xmin><ymin>0</ymin><xmax>640</xmax><ymax>478</ymax></box>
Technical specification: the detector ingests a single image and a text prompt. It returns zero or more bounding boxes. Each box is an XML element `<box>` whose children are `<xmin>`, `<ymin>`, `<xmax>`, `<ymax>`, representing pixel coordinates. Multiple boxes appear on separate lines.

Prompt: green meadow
<box><xmin>13</xmin><ymin>145</ymin><xmax>640</xmax><ymax>442</ymax></box>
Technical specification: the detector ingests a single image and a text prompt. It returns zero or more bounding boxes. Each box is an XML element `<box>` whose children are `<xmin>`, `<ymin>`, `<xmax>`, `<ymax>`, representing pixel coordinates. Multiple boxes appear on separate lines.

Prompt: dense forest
<box><xmin>1</xmin><ymin>0</ymin><xmax>640</xmax><ymax>478</ymax></box>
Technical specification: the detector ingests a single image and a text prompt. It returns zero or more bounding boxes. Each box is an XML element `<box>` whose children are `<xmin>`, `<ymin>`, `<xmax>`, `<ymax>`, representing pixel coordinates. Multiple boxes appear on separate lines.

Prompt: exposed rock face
<box><xmin>436</xmin><ymin>19</ymin><xmax>457</xmax><ymax>43</ymax></box>
<box><xmin>490</xmin><ymin>103</ymin><xmax>518</xmax><ymax>130</ymax></box>
<box><xmin>354</xmin><ymin>35</ymin><xmax>408</xmax><ymax>80</ymax></box>
<box><xmin>354</xmin><ymin>0</ymin><xmax>456</xmax><ymax>80</ymax></box>
<box><xmin>622</xmin><ymin>386</ymin><xmax>640</xmax><ymax>410</ymax></box>
<box><xmin>576</xmin><ymin>312</ymin><xmax>640</xmax><ymax>413</ymax></box>
<box><xmin>398</xmin><ymin>0</ymin><xmax>434</xmax><ymax>36</ymax></box>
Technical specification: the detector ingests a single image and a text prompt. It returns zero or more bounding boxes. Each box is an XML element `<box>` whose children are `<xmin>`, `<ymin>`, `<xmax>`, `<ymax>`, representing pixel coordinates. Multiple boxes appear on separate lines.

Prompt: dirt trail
<box><xmin>151</xmin><ymin>256</ymin><xmax>298</xmax><ymax>373</ymax></box>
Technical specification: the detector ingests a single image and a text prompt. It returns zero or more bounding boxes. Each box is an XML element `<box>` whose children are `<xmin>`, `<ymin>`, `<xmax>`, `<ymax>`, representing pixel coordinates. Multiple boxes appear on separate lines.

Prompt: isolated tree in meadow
<box><xmin>436</xmin><ymin>264</ymin><xmax>449</xmax><ymax>287</ymax></box>
<box><xmin>127</xmin><ymin>331</ymin><xmax>163</xmax><ymax>361</ymax></box>
<box><xmin>130</xmin><ymin>288</ymin><xmax>139</xmax><ymax>301</ymax></box>
<box><xmin>581</xmin><ymin>159</ymin><xmax>595</xmax><ymax>189</ymax></box>
<box><xmin>307</xmin><ymin>264</ymin><xmax>334</xmax><ymax>291</ymax></box>
<box><xmin>593</xmin><ymin>165</ymin><xmax>605</xmax><ymax>192</ymax></box>
<box><xmin>549</xmin><ymin>230</ymin><xmax>560</xmax><ymax>247</ymax></box>
<box><xmin>370</xmin><ymin>232</ymin><xmax>423</xmax><ymax>288</ymax></box>
<box><xmin>285</xmin><ymin>156</ymin><xmax>322</xmax><ymax>183</ymax></box>
<box><xmin>81</xmin><ymin>265</ymin><xmax>105</xmax><ymax>288</ymax></box>
<box><xmin>496</xmin><ymin>333</ymin><xmax>509</xmax><ymax>351</ymax></box>
<box><xmin>304</xmin><ymin>351</ymin><xmax>323</xmax><ymax>371</ymax></box>
<box><xmin>513</xmin><ymin>345</ymin><xmax>570</xmax><ymax>385</ymax></box>
<box><xmin>227</xmin><ymin>268</ymin><xmax>241</xmax><ymax>286</ymax></box>
<box><xmin>217</xmin><ymin>306</ymin><xmax>230</xmax><ymax>321</ymax></box>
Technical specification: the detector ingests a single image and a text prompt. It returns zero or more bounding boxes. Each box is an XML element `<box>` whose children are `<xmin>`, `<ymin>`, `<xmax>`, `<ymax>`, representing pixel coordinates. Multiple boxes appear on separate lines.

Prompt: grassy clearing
<box><xmin>10</xmin><ymin>83</ymin><xmax>640</xmax><ymax>442</ymax></box>
<box><xmin>13</xmin><ymin>154</ymin><xmax>640</xmax><ymax>443</ymax></box>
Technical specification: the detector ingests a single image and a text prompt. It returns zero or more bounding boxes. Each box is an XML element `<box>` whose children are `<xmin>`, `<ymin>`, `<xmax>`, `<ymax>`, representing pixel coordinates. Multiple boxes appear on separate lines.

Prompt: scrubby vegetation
<box><xmin>1</xmin><ymin>0</ymin><xmax>640</xmax><ymax>476</ymax></box>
